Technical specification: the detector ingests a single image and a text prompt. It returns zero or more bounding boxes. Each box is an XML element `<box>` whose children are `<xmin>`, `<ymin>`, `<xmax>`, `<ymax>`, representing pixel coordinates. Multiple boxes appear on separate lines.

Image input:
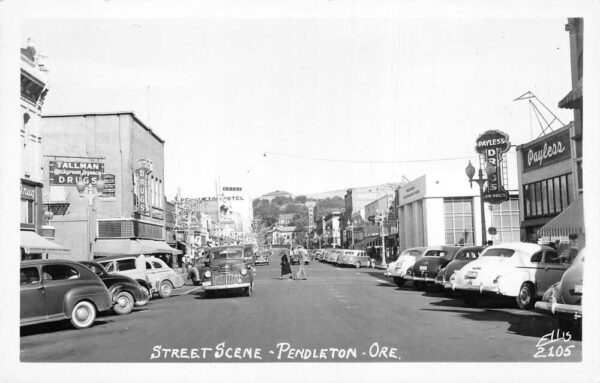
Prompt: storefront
<box><xmin>516</xmin><ymin>124</ymin><xmax>578</xmax><ymax>243</ymax></box>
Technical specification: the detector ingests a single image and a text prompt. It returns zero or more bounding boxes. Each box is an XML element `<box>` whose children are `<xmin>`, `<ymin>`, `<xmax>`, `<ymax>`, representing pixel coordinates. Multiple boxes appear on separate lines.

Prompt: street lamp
<box><xmin>76</xmin><ymin>179</ymin><xmax>105</xmax><ymax>260</ymax></box>
<box><xmin>347</xmin><ymin>220</ymin><xmax>355</xmax><ymax>249</ymax></box>
<box><xmin>465</xmin><ymin>160</ymin><xmax>496</xmax><ymax>246</ymax></box>
<box><xmin>375</xmin><ymin>209</ymin><xmax>387</xmax><ymax>268</ymax></box>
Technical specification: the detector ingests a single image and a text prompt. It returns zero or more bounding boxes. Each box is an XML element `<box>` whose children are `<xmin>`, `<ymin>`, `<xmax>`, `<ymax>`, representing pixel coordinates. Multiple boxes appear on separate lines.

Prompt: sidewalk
<box><xmin>370</xmin><ymin>260</ymin><xmax>389</xmax><ymax>270</ymax></box>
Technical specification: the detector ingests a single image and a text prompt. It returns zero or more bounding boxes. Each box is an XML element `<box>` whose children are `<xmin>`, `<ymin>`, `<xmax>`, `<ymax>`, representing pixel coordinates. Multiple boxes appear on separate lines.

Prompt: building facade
<box><xmin>20</xmin><ymin>39</ymin><xmax>70</xmax><ymax>260</ymax></box>
<box><xmin>396</xmin><ymin>173</ymin><xmax>519</xmax><ymax>250</ymax></box>
<box><xmin>42</xmin><ymin>112</ymin><xmax>179</xmax><ymax>260</ymax></box>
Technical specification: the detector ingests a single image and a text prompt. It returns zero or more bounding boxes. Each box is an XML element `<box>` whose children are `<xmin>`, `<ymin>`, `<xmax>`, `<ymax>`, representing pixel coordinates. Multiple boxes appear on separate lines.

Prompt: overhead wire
<box><xmin>263</xmin><ymin>151</ymin><xmax>474</xmax><ymax>164</ymax></box>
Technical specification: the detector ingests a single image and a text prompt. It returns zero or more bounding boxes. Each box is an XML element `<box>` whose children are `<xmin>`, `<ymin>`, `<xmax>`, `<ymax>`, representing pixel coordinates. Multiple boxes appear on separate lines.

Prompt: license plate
<box><xmin>202</xmin><ymin>281</ymin><xmax>212</xmax><ymax>286</ymax></box>
<box><xmin>574</xmin><ymin>284</ymin><xmax>583</xmax><ymax>294</ymax></box>
<box><xmin>466</xmin><ymin>270</ymin><xmax>477</xmax><ymax>279</ymax></box>
<box><xmin>419</xmin><ymin>266</ymin><xmax>428</xmax><ymax>271</ymax></box>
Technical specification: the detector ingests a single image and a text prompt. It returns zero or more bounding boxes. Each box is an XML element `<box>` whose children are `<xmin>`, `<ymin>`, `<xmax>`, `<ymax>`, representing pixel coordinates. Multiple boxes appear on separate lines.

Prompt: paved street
<box><xmin>20</xmin><ymin>260</ymin><xmax>581</xmax><ymax>363</ymax></box>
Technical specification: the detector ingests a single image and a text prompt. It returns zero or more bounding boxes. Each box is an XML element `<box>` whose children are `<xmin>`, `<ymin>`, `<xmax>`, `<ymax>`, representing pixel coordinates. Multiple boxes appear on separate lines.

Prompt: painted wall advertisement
<box><xmin>102</xmin><ymin>174</ymin><xmax>116</xmax><ymax>198</ymax></box>
<box><xmin>475</xmin><ymin>130</ymin><xmax>511</xmax><ymax>204</ymax></box>
<box><xmin>49</xmin><ymin>161</ymin><xmax>104</xmax><ymax>185</ymax></box>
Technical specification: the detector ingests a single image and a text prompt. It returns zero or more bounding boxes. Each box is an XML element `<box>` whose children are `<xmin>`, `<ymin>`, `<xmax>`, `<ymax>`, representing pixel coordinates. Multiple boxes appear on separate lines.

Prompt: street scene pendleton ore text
<box><xmin>3</xmin><ymin>1</ymin><xmax>600</xmax><ymax>382</ymax></box>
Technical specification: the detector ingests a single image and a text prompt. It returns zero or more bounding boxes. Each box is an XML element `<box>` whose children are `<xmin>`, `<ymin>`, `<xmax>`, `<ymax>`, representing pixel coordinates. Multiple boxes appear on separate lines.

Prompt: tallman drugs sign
<box><xmin>49</xmin><ymin>161</ymin><xmax>104</xmax><ymax>186</ymax></box>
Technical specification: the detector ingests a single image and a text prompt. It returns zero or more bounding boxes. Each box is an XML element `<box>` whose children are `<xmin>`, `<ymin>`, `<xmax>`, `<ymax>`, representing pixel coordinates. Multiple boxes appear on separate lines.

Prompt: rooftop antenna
<box><xmin>513</xmin><ymin>91</ymin><xmax>567</xmax><ymax>139</ymax></box>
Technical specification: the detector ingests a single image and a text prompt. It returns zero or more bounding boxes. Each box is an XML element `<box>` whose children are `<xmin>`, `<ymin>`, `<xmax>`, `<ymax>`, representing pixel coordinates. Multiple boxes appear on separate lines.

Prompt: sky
<box><xmin>19</xmin><ymin>5</ymin><xmax>576</xmax><ymax>200</ymax></box>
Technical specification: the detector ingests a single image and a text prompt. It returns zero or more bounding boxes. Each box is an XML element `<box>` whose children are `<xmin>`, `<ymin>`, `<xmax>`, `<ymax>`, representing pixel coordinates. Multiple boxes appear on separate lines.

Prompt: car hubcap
<box><xmin>75</xmin><ymin>307</ymin><xmax>90</xmax><ymax>322</ymax></box>
<box><xmin>118</xmin><ymin>295</ymin><xmax>129</xmax><ymax>308</ymax></box>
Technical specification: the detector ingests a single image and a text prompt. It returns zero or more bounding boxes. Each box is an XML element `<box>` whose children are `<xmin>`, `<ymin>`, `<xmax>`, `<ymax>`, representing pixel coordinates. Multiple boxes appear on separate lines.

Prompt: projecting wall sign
<box><xmin>475</xmin><ymin>130</ymin><xmax>511</xmax><ymax>204</ymax></box>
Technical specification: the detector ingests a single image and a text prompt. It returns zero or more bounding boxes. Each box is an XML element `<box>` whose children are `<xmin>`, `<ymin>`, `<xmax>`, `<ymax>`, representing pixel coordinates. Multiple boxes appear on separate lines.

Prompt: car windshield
<box><xmin>481</xmin><ymin>248</ymin><xmax>515</xmax><ymax>258</ymax></box>
<box><xmin>401</xmin><ymin>249</ymin><xmax>422</xmax><ymax>257</ymax></box>
<box><xmin>455</xmin><ymin>250</ymin><xmax>480</xmax><ymax>260</ymax></box>
<box><xmin>209</xmin><ymin>248</ymin><xmax>243</xmax><ymax>260</ymax></box>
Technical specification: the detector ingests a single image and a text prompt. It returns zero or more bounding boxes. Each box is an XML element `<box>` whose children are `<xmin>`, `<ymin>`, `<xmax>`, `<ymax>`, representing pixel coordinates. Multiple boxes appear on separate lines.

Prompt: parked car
<box><xmin>436</xmin><ymin>246</ymin><xmax>484</xmax><ymax>289</ymax></box>
<box><xmin>405</xmin><ymin>246</ymin><xmax>462</xmax><ymax>289</ymax></box>
<box><xmin>450</xmin><ymin>242</ymin><xmax>570</xmax><ymax>309</ymax></box>
<box><xmin>97</xmin><ymin>254</ymin><xmax>184</xmax><ymax>299</ymax></box>
<box><xmin>253</xmin><ymin>249</ymin><xmax>271</xmax><ymax>265</ymax></box>
<box><xmin>196</xmin><ymin>246</ymin><xmax>254</xmax><ymax>297</ymax></box>
<box><xmin>385</xmin><ymin>247</ymin><xmax>427</xmax><ymax>287</ymax></box>
<box><xmin>20</xmin><ymin>259</ymin><xmax>113</xmax><ymax>329</ymax></box>
<box><xmin>80</xmin><ymin>261</ymin><xmax>149</xmax><ymax>315</ymax></box>
<box><xmin>336</xmin><ymin>250</ymin><xmax>371</xmax><ymax>268</ymax></box>
<box><xmin>326</xmin><ymin>249</ymin><xmax>342</xmax><ymax>264</ymax></box>
<box><xmin>535</xmin><ymin>247</ymin><xmax>584</xmax><ymax>335</ymax></box>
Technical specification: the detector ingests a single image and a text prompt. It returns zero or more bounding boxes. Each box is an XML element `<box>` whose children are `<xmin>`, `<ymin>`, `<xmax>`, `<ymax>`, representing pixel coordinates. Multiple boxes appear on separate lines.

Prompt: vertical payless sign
<box><xmin>475</xmin><ymin>130</ymin><xmax>511</xmax><ymax>204</ymax></box>
<box><xmin>306</xmin><ymin>201</ymin><xmax>316</xmax><ymax>230</ymax></box>
<box><xmin>134</xmin><ymin>159</ymin><xmax>153</xmax><ymax>215</ymax></box>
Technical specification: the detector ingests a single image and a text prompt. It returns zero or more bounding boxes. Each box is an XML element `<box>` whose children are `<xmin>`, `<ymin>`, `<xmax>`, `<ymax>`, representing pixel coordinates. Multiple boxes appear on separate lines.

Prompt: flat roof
<box><xmin>42</xmin><ymin>111</ymin><xmax>164</xmax><ymax>144</ymax></box>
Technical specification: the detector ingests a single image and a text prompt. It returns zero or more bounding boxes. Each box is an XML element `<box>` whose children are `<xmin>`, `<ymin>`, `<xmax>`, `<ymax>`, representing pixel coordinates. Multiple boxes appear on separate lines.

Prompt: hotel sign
<box><xmin>521</xmin><ymin>128</ymin><xmax>571</xmax><ymax>173</ymax></box>
<box><xmin>475</xmin><ymin>130</ymin><xmax>511</xmax><ymax>204</ymax></box>
<box><xmin>49</xmin><ymin>161</ymin><xmax>104</xmax><ymax>185</ymax></box>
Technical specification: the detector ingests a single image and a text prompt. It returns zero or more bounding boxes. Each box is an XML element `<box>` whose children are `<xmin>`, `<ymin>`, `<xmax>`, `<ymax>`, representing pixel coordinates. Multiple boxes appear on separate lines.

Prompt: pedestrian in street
<box><xmin>280</xmin><ymin>250</ymin><xmax>293</xmax><ymax>280</ymax></box>
<box><xmin>560</xmin><ymin>234</ymin><xmax>579</xmax><ymax>263</ymax></box>
<box><xmin>296</xmin><ymin>246</ymin><xmax>309</xmax><ymax>280</ymax></box>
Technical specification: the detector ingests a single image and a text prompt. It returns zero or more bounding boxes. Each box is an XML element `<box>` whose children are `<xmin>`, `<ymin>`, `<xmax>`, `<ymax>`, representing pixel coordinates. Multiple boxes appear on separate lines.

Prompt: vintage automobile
<box><xmin>385</xmin><ymin>247</ymin><xmax>427</xmax><ymax>287</ymax></box>
<box><xmin>253</xmin><ymin>249</ymin><xmax>271</xmax><ymax>265</ymax></box>
<box><xmin>243</xmin><ymin>244</ymin><xmax>256</xmax><ymax>266</ymax></box>
<box><xmin>450</xmin><ymin>242</ymin><xmax>571</xmax><ymax>309</ymax></box>
<box><xmin>97</xmin><ymin>254</ymin><xmax>184</xmax><ymax>299</ymax></box>
<box><xmin>20</xmin><ymin>259</ymin><xmax>113</xmax><ymax>329</ymax></box>
<box><xmin>436</xmin><ymin>246</ymin><xmax>484</xmax><ymax>289</ymax></box>
<box><xmin>80</xmin><ymin>261</ymin><xmax>149</xmax><ymax>315</ymax></box>
<box><xmin>535</xmin><ymin>247</ymin><xmax>584</xmax><ymax>335</ymax></box>
<box><xmin>326</xmin><ymin>249</ymin><xmax>342</xmax><ymax>264</ymax></box>
<box><xmin>336</xmin><ymin>250</ymin><xmax>372</xmax><ymax>268</ymax></box>
<box><xmin>404</xmin><ymin>246</ymin><xmax>462</xmax><ymax>289</ymax></box>
<box><xmin>196</xmin><ymin>246</ymin><xmax>254</xmax><ymax>297</ymax></box>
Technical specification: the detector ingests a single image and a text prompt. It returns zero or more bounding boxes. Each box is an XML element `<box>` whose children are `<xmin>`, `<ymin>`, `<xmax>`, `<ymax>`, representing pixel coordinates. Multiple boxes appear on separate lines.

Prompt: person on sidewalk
<box><xmin>296</xmin><ymin>247</ymin><xmax>309</xmax><ymax>280</ymax></box>
<box><xmin>280</xmin><ymin>250</ymin><xmax>293</xmax><ymax>280</ymax></box>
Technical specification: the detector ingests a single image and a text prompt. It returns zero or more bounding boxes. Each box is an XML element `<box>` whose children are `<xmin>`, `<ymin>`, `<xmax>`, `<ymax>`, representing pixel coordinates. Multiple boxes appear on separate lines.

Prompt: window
<box><xmin>116</xmin><ymin>259</ymin><xmax>136</xmax><ymax>271</ymax></box>
<box><xmin>443</xmin><ymin>197</ymin><xmax>475</xmax><ymax>246</ymax></box>
<box><xmin>456</xmin><ymin>250</ymin><xmax>480</xmax><ymax>260</ymax></box>
<box><xmin>152</xmin><ymin>261</ymin><xmax>163</xmax><ymax>269</ymax></box>
<box><xmin>20</xmin><ymin>267</ymin><xmax>40</xmax><ymax>285</ymax></box>
<box><xmin>146</xmin><ymin>262</ymin><xmax>152</xmax><ymax>270</ymax></box>
<box><xmin>490</xmin><ymin>196</ymin><xmax>520</xmax><ymax>244</ymax></box>
<box><xmin>524</xmin><ymin>174</ymin><xmax>572</xmax><ymax>219</ymax></box>
<box><xmin>482</xmin><ymin>248</ymin><xmax>515</xmax><ymax>258</ymax></box>
<box><xmin>100</xmin><ymin>261</ymin><xmax>114</xmax><ymax>272</ymax></box>
<box><xmin>530</xmin><ymin>252</ymin><xmax>542</xmax><ymax>263</ymax></box>
<box><xmin>544</xmin><ymin>250</ymin><xmax>561</xmax><ymax>264</ymax></box>
<box><xmin>21</xmin><ymin>199</ymin><xmax>34</xmax><ymax>224</ymax></box>
<box><xmin>41</xmin><ymin>264</ymin><xmax>80</xmax><ymax>281</ymax></box>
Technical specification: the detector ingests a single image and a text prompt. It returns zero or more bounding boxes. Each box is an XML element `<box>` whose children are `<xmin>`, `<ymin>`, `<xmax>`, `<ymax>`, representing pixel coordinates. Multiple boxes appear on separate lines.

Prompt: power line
<box><xmin>264</xmin><ymin>151</ymin><xmax>474</xmax><ymax>164</ymax></box>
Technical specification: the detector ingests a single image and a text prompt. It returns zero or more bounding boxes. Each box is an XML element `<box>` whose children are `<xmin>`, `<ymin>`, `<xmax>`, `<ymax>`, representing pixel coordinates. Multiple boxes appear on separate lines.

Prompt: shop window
<box><xmin>524</xmin><ymin>174</ymin><xmax>572</xmax><ymax>219</ymax></box>
<box><xmin>443</xmin><ymin>197</ymin><xmax>474</xmax><ymax>246</ymax></box>
<box><xmin>21</xmin><ymin>199</ymin><xmax>34</xmax><ymax>224</ymax></box>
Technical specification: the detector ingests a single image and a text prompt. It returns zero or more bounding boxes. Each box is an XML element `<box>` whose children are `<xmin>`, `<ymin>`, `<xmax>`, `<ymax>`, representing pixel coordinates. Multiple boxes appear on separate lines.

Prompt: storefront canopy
<box><xmin>538</xmin><ymin>197</ymin><xmax>585</xmax><ymax>237</ymax></box>
<box><xmin>354</xmin><ymin>235</ymin><xmax>380</xmax><ymax>249</ymax></box>
<box><xmin>93</xmin><ymin>238</ymin><xmax>183</xmax><ymax>257</ymax></box>
<box><xmin>21</xmin><ymin>230</ymin><xmax>70</xmax><ymax>255</ymax></box>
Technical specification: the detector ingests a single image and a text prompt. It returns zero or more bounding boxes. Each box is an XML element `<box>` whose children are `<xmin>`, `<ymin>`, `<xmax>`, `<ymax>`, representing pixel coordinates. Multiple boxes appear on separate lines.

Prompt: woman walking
<box><xmin>280</xmin><ymin>250</ymin><xmax>293</xmax><ymax>280</ymax></box>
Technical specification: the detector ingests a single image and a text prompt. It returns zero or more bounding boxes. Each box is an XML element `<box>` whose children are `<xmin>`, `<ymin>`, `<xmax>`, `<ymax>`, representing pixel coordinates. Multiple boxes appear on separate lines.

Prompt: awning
<box><xmin>21</xmin><ymin>230</ymin><xmax>70</xmax><ymax>254</ymax></box>
<box><xmin>558</xmin><ymin>85</ymin><xmax>582</xmax><ymax>109</ymax></box>
<box><xmin>93</xmin><ymin>238</ymin><xmax>183</xmax><ymax>257</ymax></box>
<box><xmin>538</xmin><ymin>197</ymin><xmax>585</xmax><ymax>237</ymax></box>
<box><xmin>354</xmin><ymin>235</ymin><xmax>380</xmax><ymax>248</ymax></box>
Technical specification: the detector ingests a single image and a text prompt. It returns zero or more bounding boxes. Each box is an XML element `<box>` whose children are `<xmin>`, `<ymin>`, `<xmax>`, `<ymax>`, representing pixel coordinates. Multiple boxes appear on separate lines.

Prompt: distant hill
<box><xmin>304</xmin><ymin>188</ymin><xmax>348</xmax><ymax>200</ymax></box>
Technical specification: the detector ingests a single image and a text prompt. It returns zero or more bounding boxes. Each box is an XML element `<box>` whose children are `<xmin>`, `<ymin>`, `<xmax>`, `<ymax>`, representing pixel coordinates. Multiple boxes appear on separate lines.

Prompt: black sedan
<box><xmin>80</xmin><ymin>261</ymin><xmax>149</xmax><ymax>315</ymax></box>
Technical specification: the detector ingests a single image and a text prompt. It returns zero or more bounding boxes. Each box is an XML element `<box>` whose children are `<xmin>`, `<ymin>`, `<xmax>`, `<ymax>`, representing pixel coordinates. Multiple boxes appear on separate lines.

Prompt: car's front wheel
<box><xmin>355</xmin><ymin>262</ymin><xmax>361</xmax><ymax>268</ymax></box>
<box><xmin>158</xmin><ymin>280</ymin><xmax>173</xmax><ymax>299</ymax></box>
<box><xmin>70</xmin><ymin>301</ymin><xmax>96</xmax><ymax>329</ymax></box>
<box><xmin>113</xmin><ymin>291</ymin><xmax>134</xmax><ymax>315</ymax></box>
<box><xmin>516</xmin><ymin>282</ymin><xmax>535</xmax><ymax>309</ymax></box>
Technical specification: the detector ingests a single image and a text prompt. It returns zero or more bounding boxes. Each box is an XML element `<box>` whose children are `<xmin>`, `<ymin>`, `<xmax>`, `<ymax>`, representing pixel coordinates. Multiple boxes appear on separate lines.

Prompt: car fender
<box><xmin>497</xmin><ymin>270</ymin><xmax>535</xmax><ymax>297</ymax></box>
<box><xmin>108</xmin><ymin>281</ymin><xmax>143</xmax><ymax>301</ymax></box>
<box><xmin>63</xmin><ymin>285</ymin><xmax>112</xmax><ymax>316</ymax></box>
<box><xmin>188</xmin><ymin>267</ymin><xmax>200</xmax><ymax>281</ymax></box>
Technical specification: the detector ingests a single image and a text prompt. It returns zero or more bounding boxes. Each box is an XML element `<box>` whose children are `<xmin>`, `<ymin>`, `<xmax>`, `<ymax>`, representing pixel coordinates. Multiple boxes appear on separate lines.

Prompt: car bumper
<box><xmin>451</xmin><ymin>282</ymin><xmax>501</xmax><ymax>294</ymax></box>
<box><xmin>534</xmin><ymin>301</ymin><xmax>582</xmax><ymax>319</ymax></box>
<box><xmin>203</xmin><ymin>282</ymin><xmax>251</xmax><ymax>291</ymax></box>
<box><xmin>409</xmin><ymin>276</ymin><xmax>438</xmax><ymax>283</ymax></box>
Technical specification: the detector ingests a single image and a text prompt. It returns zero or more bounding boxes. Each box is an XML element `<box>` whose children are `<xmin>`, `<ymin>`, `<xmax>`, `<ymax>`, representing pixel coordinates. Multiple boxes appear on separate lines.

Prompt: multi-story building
<box><xmin>323</xmin><ymin>212</ymin><xmax>341</xmax><ymax>247</ymax></box>
<box><xmin>20</xmin><ymin>39</ymin><xmax>70</xmax><ymax>260</ymax></box>
<box><xmin>526</xmin><ymin>18</ymin><xmax>584</xmax><ymax>246</ymax></box>
<box><xmin>42</xmin><ymin>111</ymin><xmax>180</xmax><ymax>260</ymax></box>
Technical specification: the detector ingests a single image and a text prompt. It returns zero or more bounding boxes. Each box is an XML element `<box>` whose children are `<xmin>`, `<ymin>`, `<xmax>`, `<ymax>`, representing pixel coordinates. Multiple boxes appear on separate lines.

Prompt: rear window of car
<box><xmin>116</xmin><ymin>259</ymin><xmax>137</xmax><ymax>271</ymax></box>
<box><xmin>455</xmin><ymin>250</ymin><xmax>480</xmax><ymax>260</ymax></box>
<box><xmin>152</xmin><ymin>261</ymin><xmax>163</xmax><ymax>269</ymax></box>
<box><xmin>424</xmin><ymin>250</ymin><xmax>447</xmax><ymax>257</ymax></box>
<box><xmin>482</xmin><ymin>248</ymin><xmax>515</xmax><ymax>258</ymax></box>
<box><xmin>21</xmin><ymin>267</ymin><xmax>40</xmax><ymax>285</ymax></box>
<box><xmin>401</xmin><ymin>249</ymin><xmax>423</xmax><ymax>257</ymax></box>
<box><xmin>41</xmin><ymin>264</ymin><xmax>80</xmax><ymax>281</ymax></box>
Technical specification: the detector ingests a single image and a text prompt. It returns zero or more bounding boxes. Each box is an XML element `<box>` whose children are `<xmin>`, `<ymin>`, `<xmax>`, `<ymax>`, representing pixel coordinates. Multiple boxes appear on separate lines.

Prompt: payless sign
<box><xmin>475</xmin><ymin>130</ymin><xmax>510</xmax><ymax>204</ymax></box>
<box><xmin>521</xmin><ymin>128</ymin><xmax>571</xmax><ymax>173</ymax></box>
